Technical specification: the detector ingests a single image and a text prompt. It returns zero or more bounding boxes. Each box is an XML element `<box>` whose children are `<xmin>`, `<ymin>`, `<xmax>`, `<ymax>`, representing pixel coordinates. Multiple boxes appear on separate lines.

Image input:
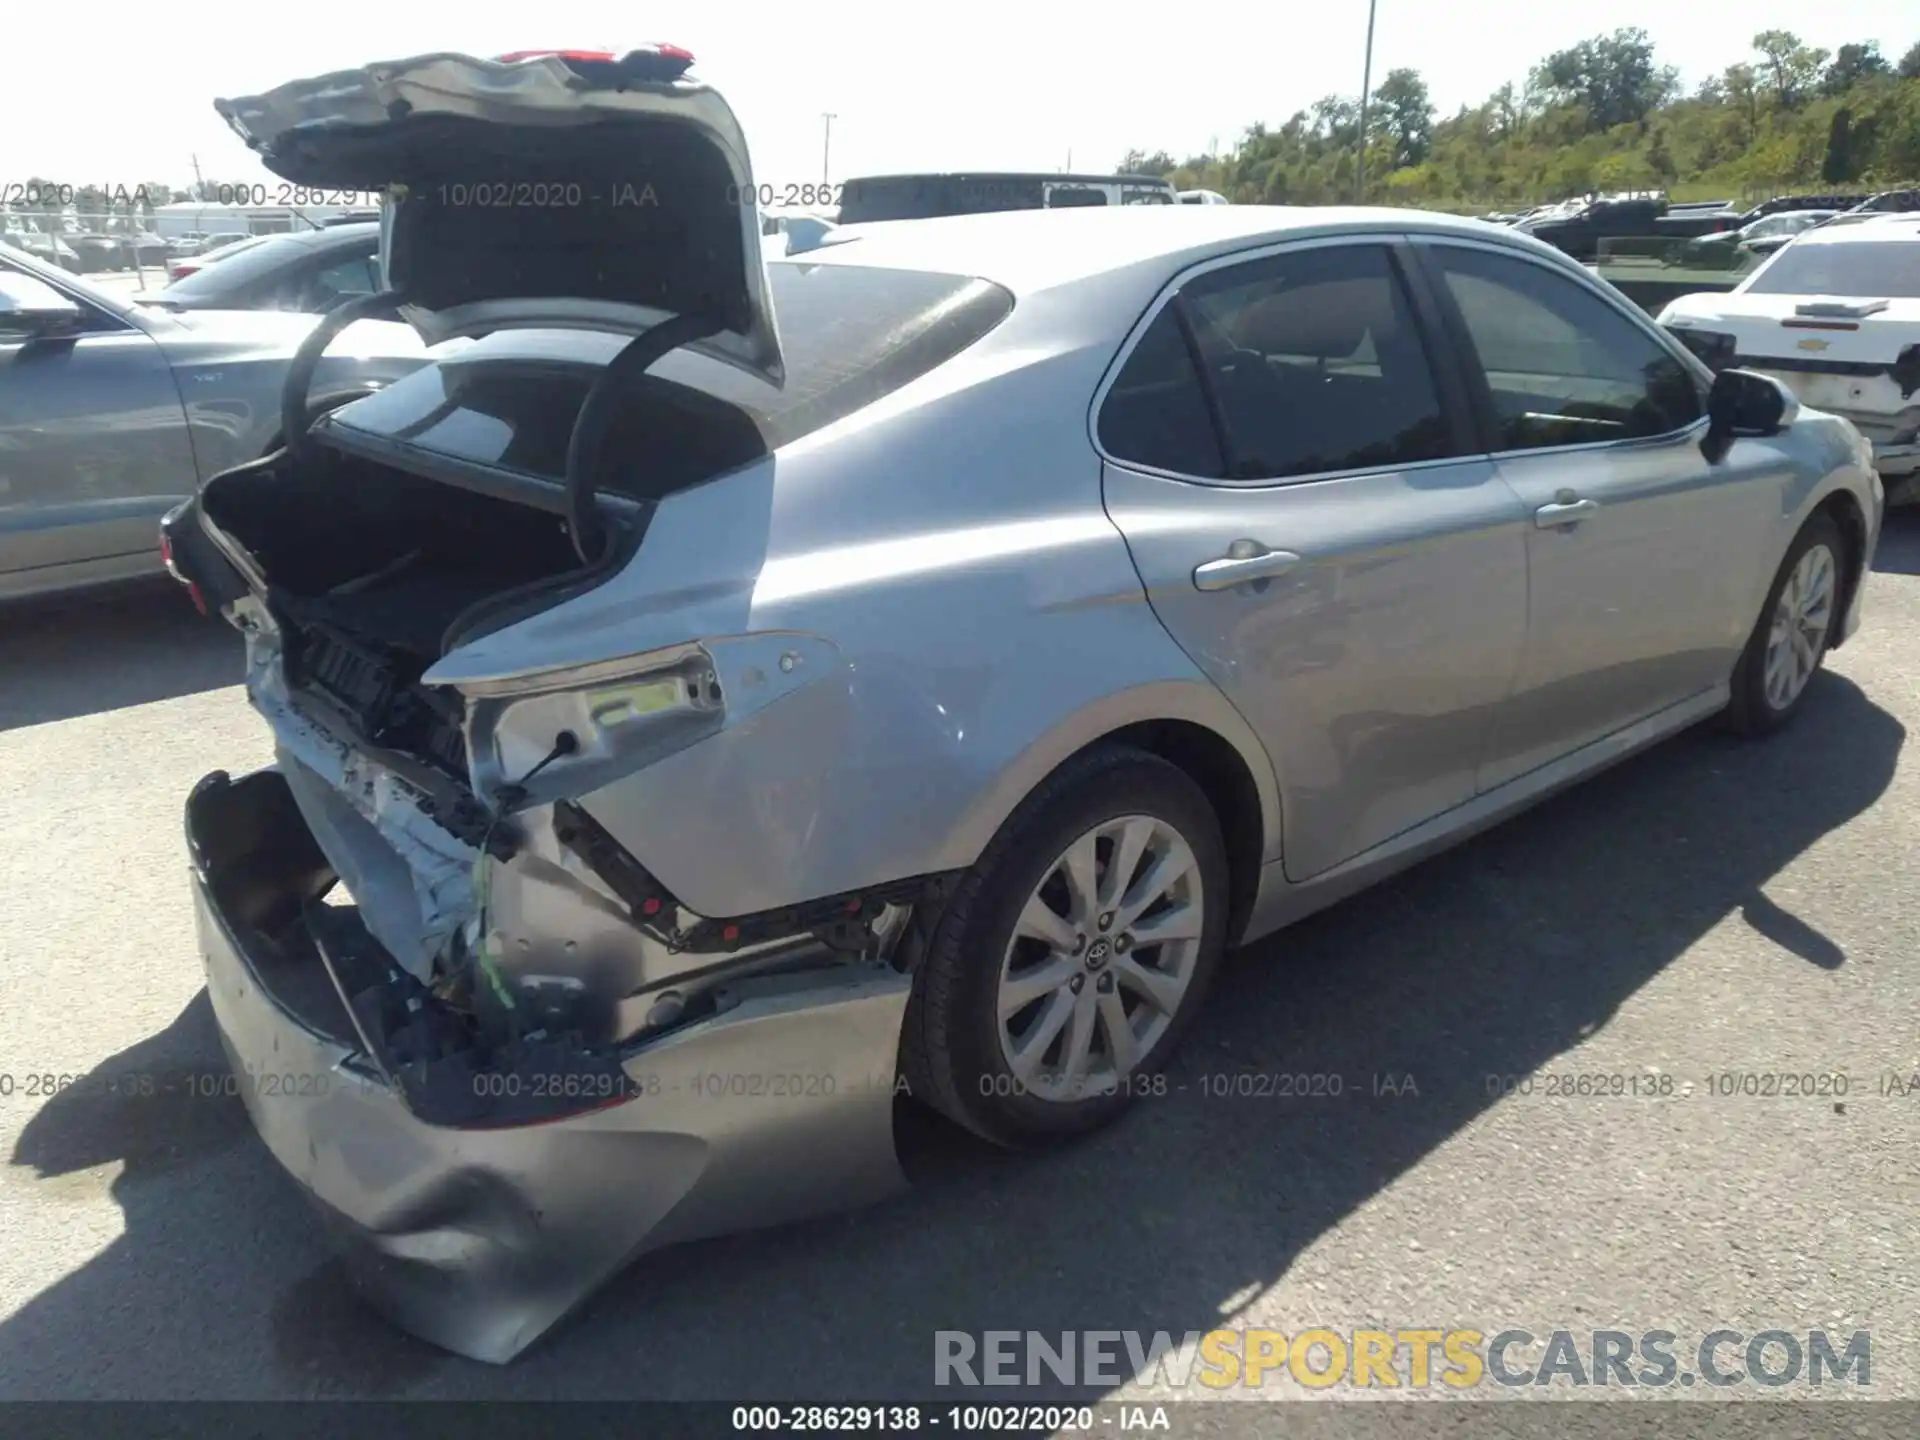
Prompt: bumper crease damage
<box><xmin>190</xmin><ymin>758</ymin><xmax>914</xmax><ymax>1364</ymax></box>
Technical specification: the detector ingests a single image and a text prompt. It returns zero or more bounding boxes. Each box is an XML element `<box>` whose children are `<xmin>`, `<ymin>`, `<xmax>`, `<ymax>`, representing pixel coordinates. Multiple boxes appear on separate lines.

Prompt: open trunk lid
<box><xmin>214</xmin><ymin>47</ymin><xmax>784</xmax><ymax>386</ymax></box>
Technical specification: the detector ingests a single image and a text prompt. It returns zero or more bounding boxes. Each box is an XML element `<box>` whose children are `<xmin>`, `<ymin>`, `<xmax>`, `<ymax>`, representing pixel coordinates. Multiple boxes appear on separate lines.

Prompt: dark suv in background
<box><xmin>837</xmin><ymin>172</ymin><xmax>1177</xmax><ymax>224</ymax></box>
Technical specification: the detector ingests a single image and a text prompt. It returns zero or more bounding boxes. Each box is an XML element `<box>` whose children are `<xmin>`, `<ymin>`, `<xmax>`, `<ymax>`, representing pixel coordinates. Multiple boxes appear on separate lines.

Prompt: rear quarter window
<box><xmin>327</xmin><ymin>263</ymin><xmax>1014</xmax><ymax>500</ymax></box>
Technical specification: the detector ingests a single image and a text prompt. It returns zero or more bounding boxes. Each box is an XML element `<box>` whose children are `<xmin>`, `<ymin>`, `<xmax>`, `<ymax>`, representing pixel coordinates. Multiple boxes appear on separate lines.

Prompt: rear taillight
<box><xmin>493</xmin><ymin>45</ymin><xmax>695</xmax><ymax>78</ymax></box>
<box><xmin>159</xmin><ymin>532</ymin><xmax>208</xmax><ymax>614</ymax></box>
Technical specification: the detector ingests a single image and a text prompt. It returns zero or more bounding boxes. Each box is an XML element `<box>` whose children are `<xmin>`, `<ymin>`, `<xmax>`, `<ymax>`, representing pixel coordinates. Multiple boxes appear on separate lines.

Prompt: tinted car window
<box><xmin>1164</xmin><ymin>244</ymin><xmax>1456</xmax><ymax>481</ymax></box>
<box><xmin>1744</xmin><ymin>241</ymin><xmax>1920</xmax><ymax>299</ymax></box>
<box><xmin>1098</xmin><ymin>306</ymin><xmax>1225</xmax><ymax>477</ymax></box>
<box><xmin>1432</xmin><ymin>245</ymin><xmax>1703</xmax><ymax>449</ymax></box>
<box><xmin>159</xmin><ymin>228</ymin><xmax>378</xmax><ymax>304</ymax></box>
<box><xmin>297</xmin><ymin>254</ymin><xmax>382</xmax><ymax>309</ymax></box>
<box><xmin>329</xmin><ymin>263</ymin><xmax>1015</xmax><ymax>500</ymax></box>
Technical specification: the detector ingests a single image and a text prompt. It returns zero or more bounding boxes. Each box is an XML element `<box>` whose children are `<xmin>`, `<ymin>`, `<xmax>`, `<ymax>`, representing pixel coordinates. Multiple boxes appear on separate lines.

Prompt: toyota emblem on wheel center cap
<box><xmin>1084</xmin><ymin>937</ymin><xmax>1111</xmax><ymax>969</ymax></box>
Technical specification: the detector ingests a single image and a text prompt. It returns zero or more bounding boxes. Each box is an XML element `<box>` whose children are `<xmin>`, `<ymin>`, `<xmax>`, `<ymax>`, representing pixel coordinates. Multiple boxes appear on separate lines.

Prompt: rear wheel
<box><xmin>900</xmin><ymin>747</ymin><xmax>1229</xmax><ymax>1148</ymax></box>
<box><xmin>1724</xmin><ymin>514</ymin><xmax>1844</xmax><ymax>736</ymax></box>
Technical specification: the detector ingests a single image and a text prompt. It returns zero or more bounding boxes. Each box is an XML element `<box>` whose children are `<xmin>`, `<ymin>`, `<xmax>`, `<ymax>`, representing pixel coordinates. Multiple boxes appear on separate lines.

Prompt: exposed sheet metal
<box><xmin>241</xmin><ymin>618</ymin><xmax>475</xmax><ymax>978</ymax></box>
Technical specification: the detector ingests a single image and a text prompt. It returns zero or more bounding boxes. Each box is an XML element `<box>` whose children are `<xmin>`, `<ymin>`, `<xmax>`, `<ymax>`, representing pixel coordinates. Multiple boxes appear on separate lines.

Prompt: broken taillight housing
<box><xmin>158</xmin><ymin>531</ymin><xmax>208</xmax><ymax>614</ymax></box>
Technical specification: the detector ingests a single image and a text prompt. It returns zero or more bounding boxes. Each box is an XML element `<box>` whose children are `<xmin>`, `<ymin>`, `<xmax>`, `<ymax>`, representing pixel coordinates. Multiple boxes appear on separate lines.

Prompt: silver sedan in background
<box><xmin>0</xmin><ymin>241</ymin><xmax>428</xmax><ymax>602</ymax></box>
<box><xmin>139</xmin><ymin>222</ymin><xmax>383</xmax><ymax>314</ymax></box>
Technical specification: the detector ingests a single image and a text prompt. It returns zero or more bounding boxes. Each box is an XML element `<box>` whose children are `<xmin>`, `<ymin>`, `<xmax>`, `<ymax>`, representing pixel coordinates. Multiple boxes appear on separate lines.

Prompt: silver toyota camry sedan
<box><xmin>165</xmin><ymin>49</ymin><xmax>1883</xmax><ymax>1364</ymax></box>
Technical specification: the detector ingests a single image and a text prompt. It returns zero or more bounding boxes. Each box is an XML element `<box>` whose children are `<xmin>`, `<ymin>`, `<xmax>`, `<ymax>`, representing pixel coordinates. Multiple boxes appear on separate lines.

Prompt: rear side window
<box><xmin>161</xmin><ymin>231</ymin><xmax>375</xmax><ymax>303</ymax></box>
<box><xmin>329</xmin><ymin>264</ymin><xmax>1013</xmax><ymax>500</ymax></box>
<box><xmin>1098</xmin><ymin>308</ymin><xmax>1225</xmax><ymax>477</ymax></box>
<box><xmin>1102</xmin><ymin>243</ymin><xmax>1456</xmax><ymax>482</ymax></box>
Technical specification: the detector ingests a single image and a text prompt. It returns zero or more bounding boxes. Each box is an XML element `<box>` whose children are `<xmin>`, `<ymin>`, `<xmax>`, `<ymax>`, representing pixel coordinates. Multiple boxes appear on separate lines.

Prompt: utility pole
<box><xmin>1355</xmin><ymin>0</ymin><xmax>1378</xmax><ymax>204</ymax></box>
<box><xmin>821</xmin><ymin>113</ymin><xmax>837</xmax><ymax>184</ymax></box>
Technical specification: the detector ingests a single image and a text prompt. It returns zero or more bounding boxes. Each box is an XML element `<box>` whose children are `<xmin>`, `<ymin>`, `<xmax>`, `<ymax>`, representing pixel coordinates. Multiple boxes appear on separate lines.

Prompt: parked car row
<box><xmin>103</xmin><ymin>47</ymin><xmax>1882</xmax><ymax>1370</ymax></box>
<box><xmin>0</xmin><ymin>242</ymin><xmax>428</xmax><ymax>600</ymax></box>
<box><xmin>1487</xmin><ymin>187</ymin><xmax>1920</xmax><ymax>263</ymax></box>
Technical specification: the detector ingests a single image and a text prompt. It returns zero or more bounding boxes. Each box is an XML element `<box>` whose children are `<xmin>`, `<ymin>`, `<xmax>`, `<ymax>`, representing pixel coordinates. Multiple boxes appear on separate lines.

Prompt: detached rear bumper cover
<box><xmin>188</xmin><ymin>768</ymin><xmax>908</xmax><ymax>1364</ymax></box>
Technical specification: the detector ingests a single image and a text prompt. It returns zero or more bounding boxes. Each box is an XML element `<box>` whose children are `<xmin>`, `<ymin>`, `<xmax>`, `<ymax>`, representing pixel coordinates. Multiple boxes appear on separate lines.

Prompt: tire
<box><xmin>1723</xmin><ymin>513</ymin><xmax>1845</xmax><ymax>736</ymax></box>
<box><xmin>899</xmin><ymin>746</ymin><xmax>1230</xmax><ymax>1148</ymax></box>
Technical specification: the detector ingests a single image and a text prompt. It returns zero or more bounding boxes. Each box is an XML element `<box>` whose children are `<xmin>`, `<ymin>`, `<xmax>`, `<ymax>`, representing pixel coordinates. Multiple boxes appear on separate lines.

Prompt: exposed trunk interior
<box><xmin>200</xmin><ymin>445</ymin><xmax>601</xmax><ymax>778</ymax></box>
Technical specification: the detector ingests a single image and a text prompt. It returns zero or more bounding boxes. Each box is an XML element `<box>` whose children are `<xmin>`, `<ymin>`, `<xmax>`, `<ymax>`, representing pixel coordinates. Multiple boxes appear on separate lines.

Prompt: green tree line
<box><xmin>1122</xmin><ymin>30</ymin><xmax>1920</xmax><ymax>209</ymax></box>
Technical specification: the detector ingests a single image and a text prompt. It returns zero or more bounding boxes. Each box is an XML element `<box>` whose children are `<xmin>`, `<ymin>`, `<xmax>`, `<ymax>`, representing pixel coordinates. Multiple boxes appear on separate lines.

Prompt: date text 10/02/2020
<box><xmin>0</xmin><ymin>1069</ymin><xmax>330</xmax><ymax>1101</ymax></box>
<box><xmin>395</xmin><ymin>181</ymin><xmax>847</xmax><ymax>210</ymax></box>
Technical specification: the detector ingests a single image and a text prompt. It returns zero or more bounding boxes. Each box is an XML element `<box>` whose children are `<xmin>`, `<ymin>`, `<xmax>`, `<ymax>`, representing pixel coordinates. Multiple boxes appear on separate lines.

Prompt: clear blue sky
<box><xmin>4</xmin><ymin>0</ymin><xmax>1915</xmax><ymax>192</ymax></box>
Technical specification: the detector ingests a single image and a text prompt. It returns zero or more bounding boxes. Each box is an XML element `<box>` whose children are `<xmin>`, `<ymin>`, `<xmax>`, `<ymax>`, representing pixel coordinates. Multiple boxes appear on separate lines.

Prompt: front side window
<box><xmin>1431</xmin><ymin>245</ymin><xmax>1703</xmax><ymax>451</ymax></box>
<box><xmin>0</xmin><ymin>255</ymin><xmax>125</xmax><ymax>334</ymax></box>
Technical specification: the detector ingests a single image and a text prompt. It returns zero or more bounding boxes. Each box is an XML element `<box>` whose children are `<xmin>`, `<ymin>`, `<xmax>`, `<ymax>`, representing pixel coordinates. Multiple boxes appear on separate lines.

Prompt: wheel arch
<box><xmin>1813</xmin><ymin>487</ymin><xmax>1868</xmax><ymax>651</ymax></box>
<box><xmin>941</xmin><ymin>683</ymin><xmax>1282</xmax><ymax>947</ymax></box>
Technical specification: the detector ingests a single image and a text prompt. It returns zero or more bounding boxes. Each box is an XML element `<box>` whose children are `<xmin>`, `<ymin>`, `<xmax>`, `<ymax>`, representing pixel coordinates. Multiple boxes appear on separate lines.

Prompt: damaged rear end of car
<box><xmin>167</xmin><ymin>47</ymin><xmax>980</xmax><ymax>1364</ymax></box>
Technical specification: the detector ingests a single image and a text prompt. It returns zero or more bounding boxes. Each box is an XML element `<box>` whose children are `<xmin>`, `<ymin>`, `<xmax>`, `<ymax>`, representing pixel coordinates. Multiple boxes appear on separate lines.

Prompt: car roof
<box><xmin>269</xmin><ymin>222</ymin><xmax>381</xmax><ymax>247</ymax></box>
<box><xmin>794</xmin><ymin>203</ymin><xmax>1560</xmax><ymax>294</ymax></box>
<box><xmin>1789</xmin><ymin>214</ymin><xmax>1920</xmax><ymax>246</ymax></box>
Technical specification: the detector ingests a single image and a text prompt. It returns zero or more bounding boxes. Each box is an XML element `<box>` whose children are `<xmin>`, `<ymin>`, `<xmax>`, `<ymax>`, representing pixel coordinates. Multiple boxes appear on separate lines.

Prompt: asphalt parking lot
<box><xmin>1</xmin><ymin>517</ymin><xmax>1918</xmax><ymax>1411</ymax></box>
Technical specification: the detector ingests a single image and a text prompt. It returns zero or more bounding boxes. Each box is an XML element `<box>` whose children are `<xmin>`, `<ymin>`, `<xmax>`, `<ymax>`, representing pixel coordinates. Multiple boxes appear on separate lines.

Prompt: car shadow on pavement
<box><xmin>1871</xmin><ymin>506</ymin><xmax>1920</xmax><ymax>577</ymax></box>
<box><xmin>0</xmin><ymin>582</ymin><xmax>241</xmax><ymax>732</ymax></box>
<box><xmin>0</xmin><ymin>673</ymin><xmax>1902</xmax><ymax>1400</ymax></box>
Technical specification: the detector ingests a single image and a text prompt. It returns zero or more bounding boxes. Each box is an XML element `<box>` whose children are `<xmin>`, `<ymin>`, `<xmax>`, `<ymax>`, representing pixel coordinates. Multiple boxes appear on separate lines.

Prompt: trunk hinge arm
<box><xmin>280</xmin><ymin>288</ymin><xmax>408</xmax><ymax>461</ymax></box>
<box><xmin>562</xmin><ymin>311</ymin><xmax>726</xmax><ymax>565</ymax></box>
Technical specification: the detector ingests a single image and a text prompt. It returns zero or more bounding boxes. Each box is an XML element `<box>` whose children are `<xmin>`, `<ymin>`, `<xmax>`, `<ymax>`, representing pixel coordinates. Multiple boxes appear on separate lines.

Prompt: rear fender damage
<box><xmin>201</xmin><ymin>595</ymin><xmax>966</xmax><ymax>1359</ymax></box>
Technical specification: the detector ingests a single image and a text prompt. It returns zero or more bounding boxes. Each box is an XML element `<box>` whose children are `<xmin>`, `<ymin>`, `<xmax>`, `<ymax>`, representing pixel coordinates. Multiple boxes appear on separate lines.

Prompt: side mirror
<box><xmin>1701</xmin><ymin>367</ymin><xmax>1796</xmax><ymax>464</ymax></box>
<box><xmin>0</xmin><ymin>272</ymin><xmax>83</xmax><ymax>342</ymax></box>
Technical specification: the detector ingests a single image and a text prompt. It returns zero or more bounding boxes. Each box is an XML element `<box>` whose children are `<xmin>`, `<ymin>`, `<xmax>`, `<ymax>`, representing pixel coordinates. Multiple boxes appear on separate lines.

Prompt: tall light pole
<box><xmin>1355</xmin><ymin>0</ymin><xmax>1378</xmax><ymax>203</ymax></box>
<box><xmin>821</xmin><ymin>112</ymin><xmax>837</xmax><ymax>185</ymax></box>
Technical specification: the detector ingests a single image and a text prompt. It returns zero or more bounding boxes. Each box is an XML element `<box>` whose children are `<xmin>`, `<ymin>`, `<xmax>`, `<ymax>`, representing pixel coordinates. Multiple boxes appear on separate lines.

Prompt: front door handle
<box><xmin>1193</xmin><ymin>539</ymin><xmax>1302</xmax><ymax>592</ymax></box>
<box><xmin>1535</xmin><ymin>493</ymin><xmax>1601</xmax><ymax>529</ymax></box>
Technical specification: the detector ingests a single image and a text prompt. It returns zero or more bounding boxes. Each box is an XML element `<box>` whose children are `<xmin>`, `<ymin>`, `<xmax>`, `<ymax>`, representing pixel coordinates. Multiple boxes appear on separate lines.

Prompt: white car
<box><xmin>1178</xmin><ymin>189</ymin><xmax>1230</xmax><ymax>205</ymax></box>
<box><xmin>1660</xmin><ymin>215</ymin><xmax>1920</xmax><ymax>501</ymax></box>
<box><xmin>760</xmin><ymin>205</ymin><xmax>838</xmax><ymax>256</ymax></box>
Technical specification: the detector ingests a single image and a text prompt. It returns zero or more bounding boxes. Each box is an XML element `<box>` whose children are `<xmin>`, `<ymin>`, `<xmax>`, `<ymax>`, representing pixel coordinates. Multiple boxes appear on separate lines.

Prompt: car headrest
<box><xmin>1227</xmin><ymin>277</ymin><xmax>1390</xmax><ymax>359</ymax></box>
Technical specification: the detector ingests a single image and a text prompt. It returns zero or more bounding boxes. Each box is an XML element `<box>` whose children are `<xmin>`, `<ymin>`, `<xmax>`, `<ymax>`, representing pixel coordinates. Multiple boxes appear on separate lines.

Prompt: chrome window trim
<box><xmin>1090</xmin><ymin>230</ymin><xmax>1481</xmax><ymax>488</ymax></box>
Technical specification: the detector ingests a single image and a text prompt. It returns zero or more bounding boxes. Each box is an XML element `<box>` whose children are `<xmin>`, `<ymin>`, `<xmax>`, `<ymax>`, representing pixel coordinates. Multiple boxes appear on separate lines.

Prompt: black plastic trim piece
<box><xmin>551</xmin><ymin>799</ymin><xmax>962</xmax><ymax>955</ymax></box>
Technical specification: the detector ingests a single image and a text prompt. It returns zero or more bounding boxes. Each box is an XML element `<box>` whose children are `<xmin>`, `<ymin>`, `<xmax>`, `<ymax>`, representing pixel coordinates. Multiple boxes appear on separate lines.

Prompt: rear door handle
<box><xmin>1193</xmin><ymin>540</ymin><xmax>1302</xmax><ymax>592</ymax></box>
<box><xmin>1535</xmin><ymin>496</ymin><xmax>1600</xmax><ymax>529</ymax></box>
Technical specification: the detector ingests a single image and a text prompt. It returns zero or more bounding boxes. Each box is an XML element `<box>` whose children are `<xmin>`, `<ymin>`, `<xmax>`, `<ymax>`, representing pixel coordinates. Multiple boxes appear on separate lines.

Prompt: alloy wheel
<box><xmin>1762</xmin><ymin>541</ymin><xmax>1836</xmax><ymax>712</ymax></box>
<box><xmin>995</xmin><ymin>814</ymin><xmax>1205</xmax><ymax>1101</ymax></box>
